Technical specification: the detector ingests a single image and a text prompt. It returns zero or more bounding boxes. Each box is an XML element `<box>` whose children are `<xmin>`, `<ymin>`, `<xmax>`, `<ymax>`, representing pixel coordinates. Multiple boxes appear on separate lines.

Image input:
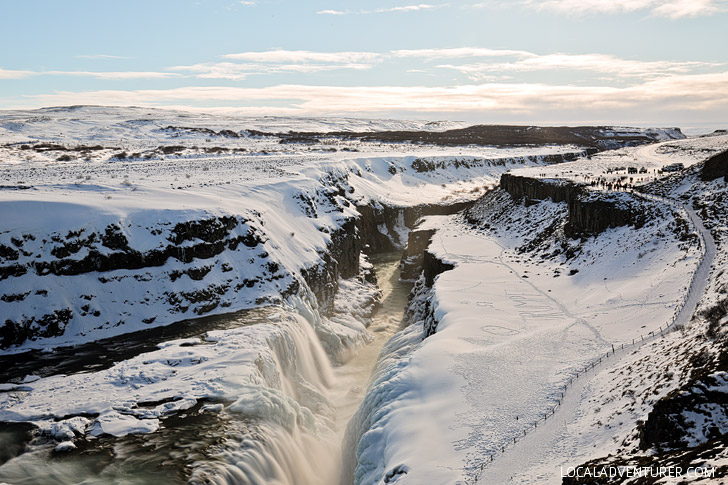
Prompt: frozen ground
<box><xmin>347</xmin><ymin>134</ymin><xmax>728</xmax><ymax>484</ymax></box>
<box><xmin>0</xmin><ymin>107</ymin><xmax>595</xmax><ymax>484</ymax></box>
<box><xmin>0</xmin><ymin>108</ymin><xmax>584</xmax><ymax>352</ymax></box>
<box><xmin>514</xmin><ymin>133</ymin><xmax>728</xmax><ymax>189</ymax></box>
<box><xmin>0</xmin><ymin>107</ymin><xmax>711</xmax><ymax>484</ymax></box>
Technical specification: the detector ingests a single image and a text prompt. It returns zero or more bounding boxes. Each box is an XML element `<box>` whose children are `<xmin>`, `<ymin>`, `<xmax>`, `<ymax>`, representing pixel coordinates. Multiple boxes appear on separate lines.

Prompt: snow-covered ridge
<box><xmin>347</xmin><ymin>192</ymin><xmax>699</xmax><ymax>484</ymax></box>
<box><xmin>550</xmin><ymin>145</ymin><xmax>728</xmax><ymax>480</ymax></box>
<box><xmin>0</xmin><ymin>105</ymin><xmax>468</xmax><ymax>142</ymax></box>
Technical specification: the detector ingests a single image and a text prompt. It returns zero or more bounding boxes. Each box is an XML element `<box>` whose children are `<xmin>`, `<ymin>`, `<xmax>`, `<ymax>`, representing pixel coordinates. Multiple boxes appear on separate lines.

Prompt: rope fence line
<box><xmin>475</xmin><ymin>193</ymin><xmax>710</xmax><ymax>480</ymax></box>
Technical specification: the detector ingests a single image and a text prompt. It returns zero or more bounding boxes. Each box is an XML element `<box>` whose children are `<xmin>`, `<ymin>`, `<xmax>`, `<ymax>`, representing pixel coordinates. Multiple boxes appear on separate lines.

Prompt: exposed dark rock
<box><xmin>0</xmin><ymin>264</ymin><xmax>27</xmax><ymax>281</ymax></box>
<box><xmin>0</xmin><ymin>244</ymin><xmax>19</xmax><ymax>262</ymax></box>
<box><xmin>168</xmin><ymin>216</ymin><xmax>239</xmax><ymax>245</ymax></box>
<box><xmin>0</xmin><ymin>422</ymin><xmax>35</xmax><ymax>467</ymax></box>
<box><xmin>562</xmin><ymin>442</ymin><xmax>728</xmax><ymax>485</ymax></box>
<box><xmin>356</xmin><ymin>201</ymin><xmax>472</xmax><ymax>254</ymax></box>
<box><xmin>422</xmin><ymin>250</ymin><xmax>455</xmax><ymax>288</ymax></box>
<box><xmin>160</xmin><ymin>126</ymin><xmax>242</xmax><ymax>138</ymax></box>
<box><xmin>1</xmin><ymin>292</ymin><xmax>30</xmax><ymax>303</ymax></box>
<box><xmin>564</xmin><ymin>194</ymin><xmax>641</xmax><ymax>238</ymax></box>
<box><xmin>500</xmin><ymin>173</ymin><xmax>580</xmax><ymax>203</ymax></box>
<box><xmin>51</xmin><ymin>232</ymin><xmax>97</xmax><ymax>259</ymax></box>
<box><xmin>640</xmin><ymin>342</ymin><xmax>728</xmax><ymax>451</ymax></box>
<box><xmin>500</xmin><ymin>173</ymin><xmax>642</xmax><ymax>237</ymax></box>
<box><xmin>409</xmin><ymin>153</ymin><xmax>585</xmax><ymax>174</ymax></box>
<box><xmin>262</xmin><ymin>125</ymin><xmax>683</xmax><ymax>150</ymax></box>
<box><xmin>0</xmin><ymin>219</ymin><xmax>263</xmax><ymax>281</ymax></box>
<box><xmin>400</xmin><ymin>229</ymin><xmax>436</xmax><ymax>281</ymax></box>
<box><xmin>2</xmin><ymin>309</ymin><xmax>73</xmax><ymax>348</ymax></box>
<box><xmin>419</xmin><ymin>247</ymin><xmax>456</xmax><ymax>338</ymax></box>
<box><xmin>101</xmin><ymin>224</ymin><xmax>129</xmax><ymax>250</ymax></box>
<box><xmin>701</xmin><ymin>148</ymin><xmax>728</xmax><ymax>182</ymax></box>
<box><xmin>159</xmin><ymin>145</ymin><xmax>185</xmax><ymax>155</ymax></box>
<box><xmin>300</xmin><ymin>218</ymin><xmax>361</xmax><ymax>316</ymax></box>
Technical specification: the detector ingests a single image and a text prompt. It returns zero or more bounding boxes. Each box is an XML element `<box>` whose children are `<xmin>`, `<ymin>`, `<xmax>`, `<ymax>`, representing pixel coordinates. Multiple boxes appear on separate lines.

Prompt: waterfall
<box><xmin>188</xmin><ymin>311</ymin><xmax>341</xmax><ymax>485</ymax></box>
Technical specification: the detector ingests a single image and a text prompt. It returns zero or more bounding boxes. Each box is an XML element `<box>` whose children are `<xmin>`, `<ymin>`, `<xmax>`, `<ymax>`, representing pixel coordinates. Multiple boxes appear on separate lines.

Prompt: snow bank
<box><xmin>347</xmin><ymin>179</ymin><xmax>700</xmax><ymax>483</ymax></box>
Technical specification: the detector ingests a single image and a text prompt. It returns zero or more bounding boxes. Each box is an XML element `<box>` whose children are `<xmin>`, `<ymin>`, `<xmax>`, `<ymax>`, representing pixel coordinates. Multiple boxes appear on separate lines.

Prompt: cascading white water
<box><xmin>0</xmin><ymin>255</ymin><xmax>409</xmax><ymax>485</ymax></box>
<box><xmin>189</xmin><ymin>253</ymin><xmax>411</xmax><ymax>485</ymax></box>
<box><xmin>0</xmin><ymin>309</ymin><xmax>342</xmax><ymax>485</ymax></box>
<box><xmin>188</xmin><ymin>312</ymin><xmax>340</xmax><ymax>485</ymax></box>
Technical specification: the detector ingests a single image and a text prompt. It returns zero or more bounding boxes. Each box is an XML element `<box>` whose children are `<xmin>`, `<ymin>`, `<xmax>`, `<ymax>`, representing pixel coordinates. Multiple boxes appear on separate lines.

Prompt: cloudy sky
<box><xmin>1</xmin><ymin>0</ymin><xmax>726</xmax><ymax>128</ymax></box>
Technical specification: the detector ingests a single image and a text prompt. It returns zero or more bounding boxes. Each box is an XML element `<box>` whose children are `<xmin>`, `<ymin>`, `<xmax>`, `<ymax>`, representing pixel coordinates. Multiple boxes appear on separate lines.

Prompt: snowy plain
<box><xmin>0</xmin><ymin>107</ymin><xmax>593</xmax><ymax>484</ymax></box>
<box><xmin>0</xmin><ymin>107</ymin><xmax>721</xmax><ymax>484</ymax></box>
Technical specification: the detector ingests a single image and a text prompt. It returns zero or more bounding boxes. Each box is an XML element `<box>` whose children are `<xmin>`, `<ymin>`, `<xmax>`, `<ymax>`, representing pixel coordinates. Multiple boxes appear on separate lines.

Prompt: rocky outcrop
<box><xmin>263</xmin><ymin>125</ymin><xmax>683</xmax><ymax>150</ymax></box>
<box><xmin>640</xmin><ymin>342</ymin><xmax>728</xmax><ymax>451</ymax></box>
<box><xmin>300</xmin><ymin>217</ymin><xmax>362</xmax><ymax>316</ymax></box>
<box><xmin>500</xmin><ymin>173</ymin><xmax>580</xmax><ymax>203</ymax></box>
<box><xmin>500</xmin><ymin>173</ymin><xmax>643</xmax><ymax>237</ymax></box>
<box><xmin>422</xmin><ymin>250</ymin><xmax>454</xmax><ymax>287</ymax></box>
<box><xmin>400</xmin><ymin>229</ymin><xmax>437</xmax><ymax>281</ymax></box>
<box><xmin>355</xmin><ymin>201</ymin><xmax>472</xmax><ymax>253</ymax></box>
<box><xmin>0</xmin><ymin>188</ymin><xmax>473</xmax><ymax>349</ymax></box>
<box><xmin>0</xmin><ymin>217</ymin><xmax>269</xmax><ymax>348</ymax></box>
<box><xmin>0</xmin><ymin>218</ymin><xmax>263</xmax><ymax>281</ymax></box>
<box><xmin>701</xmin><ymin>148</ymin><xmax>728</xmax><ymax>182</ymax></box>
<box><xmin>355</xmin><ymin>204</ymin><xmax>407</xmax><ymax>253</ymax></box>
<box><xmin>564</xmin><ymin>193</ymin><xmax>643</xmax><ymax>237</ymax></box>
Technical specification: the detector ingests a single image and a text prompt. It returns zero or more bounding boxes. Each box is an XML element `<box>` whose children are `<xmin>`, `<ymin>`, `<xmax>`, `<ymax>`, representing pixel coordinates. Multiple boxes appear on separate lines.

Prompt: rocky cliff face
<box><xmin>356</xmin><ymin>201</ymin><xmax>473</xmax><ymax>254</ymax></box>
<box><xmin>0</xmin><ymin>179</ymin><xmax>373</xmax><ymax>349</ymax></box>
<box><xmin>701</xmin><ymin>148</ymin><xmax>728</xmax><ymax>182</ymax></box>
<box><xmin>564</xmin><ymin>192</ymin><xmax>644</xmax><ymax>237</ymax></box>
<box><xmin>266</xmin><ymin>125</ymin><xmax>683</xmax><ymax>150</ymax></box>
<box><xmin>300</xmin><ymin>217</ymin><xmax>362</xmax><ymax>316</ymax></box>
<box><xmin>399</xmin><ymin>229</ymin><xmax>437</xmax><ymax>281</ymax></box>
<box><xmin>0</xmin><ymin>185</ymin><xmax>473</xmax><ymax>350</ymax></box>
<box><xmin>0</xmin><ymin>216</ymin><xmax>268</xmax><ymax>348</ymax></box>
<box><xmin>500</xmin><ymin>173</ymin><xmax>643</xmax><ymax>237</ymax></box>
<box><xmin>499</xmin><ymin>173</ymin><xmax>579</xmax><ymax>203</ymax></box>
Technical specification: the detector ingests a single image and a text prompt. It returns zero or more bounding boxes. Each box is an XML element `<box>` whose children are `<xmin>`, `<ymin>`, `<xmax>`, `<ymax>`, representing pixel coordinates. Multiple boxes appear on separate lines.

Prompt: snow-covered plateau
<box><xmin>0</xmin><ymin>106</ymin><xmax>725</xmax><ymax>485</ymax></box>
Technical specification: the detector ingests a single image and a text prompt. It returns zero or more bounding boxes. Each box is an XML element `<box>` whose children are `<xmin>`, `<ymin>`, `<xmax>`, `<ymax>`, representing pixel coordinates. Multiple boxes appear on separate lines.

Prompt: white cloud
<box><xmin>392</xmin><ymin>47</ymin><xmax>534</xmax><ymax>60</ymax></box>
<box><xmin>316</xmin><ymin>4</ymin><xmax>447</xmax><ymax>15</ymax></box>
<box><xmin>378</xmin><ymin>4</ymin><xmax>445</xmax><ymax>12</ymax></box>
<box><xmin>171</xmin><ymin>48</ymin><xmax>723</xmax><ymax>85</ymax></box>
<box><xmin>0</xmin><ymin>68</ymin><xmax>35</xmax><ymax>80</ymax></box>
<box><xmin>49</xmin><ymin>71</ymin><xmax>181</xmax><ymax>80</ymax></box>
<box><xmin>438</xmin><ymin>53</ymin><xmax>722</xmax><ymax>79</ymax></box>
<box><xmin>169</xmin><ymin>50</ymin><xmax>382</xmax><ymax>79</ymax></box>
<box><xmin>239</xmin><ymin>1</ymin><xmax>256</xmax><ymax>5</ymax></box>
<box><xmin>170</xmin><ymin>60</ymin><xmax>374</xmax><ymax>80</ymax></box>
<box><xmin>0</xmin><ymin>68</ymin><xmax>179</xmax><ymax>80</ymax></box>
<box><xmin>13</xmin><ymin>71</ymin><xmax>728</xmax><ymax>122</ymax></box>
<box><xmin>651</xmin><ymin>0</ymin><xmax>726</xmax><ymax>18</ymax></box>
<box><xmin>520</xmin><ymin>0</ymin><xmax>728</xmax><ymax>18</ymax></box>
<box><xmin>8</xmin><ymin>48</ymin><xmax>724</xmax><ymax>87</ymax></box>
<box><xmin>221</xmin><ymin>50</ymin><xmax>380</xmax><ymax>64</ymax></box>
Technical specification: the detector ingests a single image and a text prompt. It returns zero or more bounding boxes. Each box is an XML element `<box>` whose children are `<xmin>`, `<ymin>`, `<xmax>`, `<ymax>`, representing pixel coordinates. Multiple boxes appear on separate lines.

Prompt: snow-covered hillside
<box><xmin>345</xmin><ymin>134</ymin><xmax>728</xmax><ymax>484</ymax></box>
<box><xmin>0</xmin><ymin>107</ymin><xmax>606</xmax><ymax>484</ymax></box>
<box><xmin>0</xmin><ymin>144</ymin><xmax>581</xmax><ymax>351</ymax></box>
<box><xmin>0</xmin><ymin>107</ymin><xmax>707</xmax><ymax>484</ymax></box>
